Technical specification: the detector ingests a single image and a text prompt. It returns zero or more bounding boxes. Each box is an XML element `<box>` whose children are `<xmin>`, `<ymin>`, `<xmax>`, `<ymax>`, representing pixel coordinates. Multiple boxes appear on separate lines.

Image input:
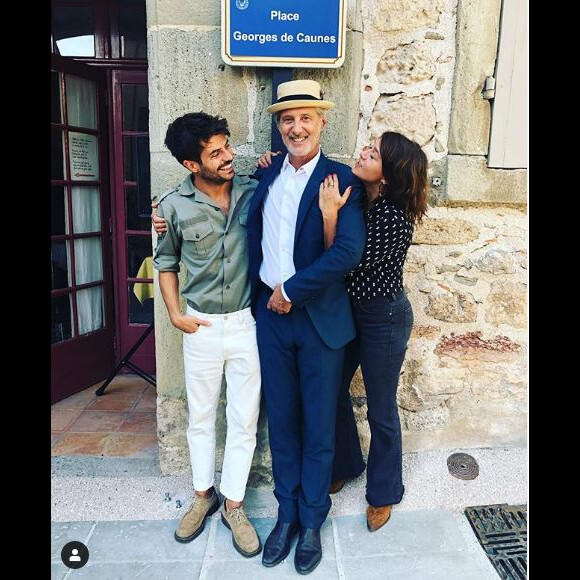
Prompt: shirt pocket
<box><xmin>182</xmin><ymin>220</ymin><xmax>214</xmax><ymax>258</ymax></box>
<box><xmin>238</xmin><ymin>212</ymin><xmax>248</xmax><ymax>226</ymax></box>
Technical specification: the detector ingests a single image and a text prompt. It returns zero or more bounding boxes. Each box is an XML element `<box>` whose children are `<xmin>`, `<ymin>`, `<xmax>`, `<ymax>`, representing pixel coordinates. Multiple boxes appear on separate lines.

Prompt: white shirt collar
<box><xmin>281</xmin><ymin>149</ymin><xmax>322</xmax><ymax>178</ymax></box>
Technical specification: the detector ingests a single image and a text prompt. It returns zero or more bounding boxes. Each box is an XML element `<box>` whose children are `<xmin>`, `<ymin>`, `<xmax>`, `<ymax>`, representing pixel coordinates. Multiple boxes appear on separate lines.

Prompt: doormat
<box><xmin>464</xmin><ymin>504</ymin><xmax>527</xmax><ymax>579</ymax></box>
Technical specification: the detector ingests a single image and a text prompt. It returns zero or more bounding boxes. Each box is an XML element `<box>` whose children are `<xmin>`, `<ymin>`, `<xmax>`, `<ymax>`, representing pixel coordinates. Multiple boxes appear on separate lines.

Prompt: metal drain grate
<box><xmin>464</xmin><ymin>504</ymin><xmax>527</xmax><ymax>579</ymax></box>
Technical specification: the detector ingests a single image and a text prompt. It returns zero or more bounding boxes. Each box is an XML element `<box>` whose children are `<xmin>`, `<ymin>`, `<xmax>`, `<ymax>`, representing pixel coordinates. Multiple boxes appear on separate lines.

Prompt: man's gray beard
<box><xmin>285</xmin><ymin>140</ymin><xmax>316</xmax><ymax>159</ymax></box>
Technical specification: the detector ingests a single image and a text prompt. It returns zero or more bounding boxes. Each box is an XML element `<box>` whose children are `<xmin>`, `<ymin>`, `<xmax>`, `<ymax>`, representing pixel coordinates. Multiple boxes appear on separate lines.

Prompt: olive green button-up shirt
<box><xmin>153</xmin><ymin>174</ymin><xmax>258</xmax><ymax>314</ymax></box>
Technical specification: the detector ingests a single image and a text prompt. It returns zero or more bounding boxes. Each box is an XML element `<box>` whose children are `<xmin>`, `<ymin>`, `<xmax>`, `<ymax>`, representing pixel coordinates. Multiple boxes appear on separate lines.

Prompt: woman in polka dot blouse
<box><xmin>319</xmin><ymin>131</ymin><xmax>428</xmax><ymax>532</ymax></box>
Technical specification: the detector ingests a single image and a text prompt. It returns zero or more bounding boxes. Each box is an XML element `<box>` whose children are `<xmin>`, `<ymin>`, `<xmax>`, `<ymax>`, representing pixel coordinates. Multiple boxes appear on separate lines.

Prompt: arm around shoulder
<box><xmin>153</xmin><ymin>201</ymin><xmax>181</xmax><ymax>273</ymax></box>
<box><xmin>284</xmin><ymin>183</ymin><xmax>365</xmax><ymax>305</ymax></box>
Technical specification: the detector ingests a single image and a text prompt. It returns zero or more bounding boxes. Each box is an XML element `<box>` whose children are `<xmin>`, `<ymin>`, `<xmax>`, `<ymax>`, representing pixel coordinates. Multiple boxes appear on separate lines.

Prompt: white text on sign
<box><xmin>270</xmin><ymin>11</ymin><xmax>300</xmax><ymax>21</ymax></box>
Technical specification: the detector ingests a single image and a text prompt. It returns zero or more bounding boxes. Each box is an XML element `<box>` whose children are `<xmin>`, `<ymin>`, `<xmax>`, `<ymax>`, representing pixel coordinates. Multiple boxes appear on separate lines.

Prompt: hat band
<box><xmin>276</xmin><ymin>94</ymin><xmax>322</xmax><ymax>103</ymax></box>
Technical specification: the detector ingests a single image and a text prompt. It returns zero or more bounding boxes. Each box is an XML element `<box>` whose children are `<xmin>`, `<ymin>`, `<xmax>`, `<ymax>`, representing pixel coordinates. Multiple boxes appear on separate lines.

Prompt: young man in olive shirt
<box><xmin>154</xmin><ymin>112</ymin><xmax>261</xmax><ymax>558</ymax></box>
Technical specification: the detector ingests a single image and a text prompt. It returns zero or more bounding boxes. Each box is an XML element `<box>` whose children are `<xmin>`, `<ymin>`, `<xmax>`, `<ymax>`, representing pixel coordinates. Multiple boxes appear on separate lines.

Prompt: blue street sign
<box><xmin>221</xmin><ymin>0</ymin><xmax>347</xmax><ymax>68</ymax></box>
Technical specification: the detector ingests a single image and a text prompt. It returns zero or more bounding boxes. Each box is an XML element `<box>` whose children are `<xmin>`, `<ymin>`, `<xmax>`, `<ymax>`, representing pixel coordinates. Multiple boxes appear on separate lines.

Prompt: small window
<box><xmin>51</xmin><ymin>1</ymin><xmax>148</xmax><ymax>61</ymax></box>
<box><xmin>119</xmin><ymin>0</ymin><xmax>147</xmax><ymax>58</ymax></box>
<box><xmin>53</xmin><ymin>4</ymin><xmax>95</xmax><ymax>57</ymax></box>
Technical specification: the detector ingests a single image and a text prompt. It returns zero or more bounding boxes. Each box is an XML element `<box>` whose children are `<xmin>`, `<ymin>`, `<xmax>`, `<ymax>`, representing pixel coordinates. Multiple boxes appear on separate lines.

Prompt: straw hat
<box><xmin>267</xmin><ymin>80</ymin><xmax>335</xmax><ymax>114</ymax></box>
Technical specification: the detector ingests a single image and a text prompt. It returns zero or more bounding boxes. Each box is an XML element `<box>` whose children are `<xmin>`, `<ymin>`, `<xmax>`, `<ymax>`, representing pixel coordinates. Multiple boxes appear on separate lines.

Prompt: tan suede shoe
<box><xmin>221</xmin><ymin>500</ymin><xmax>262</xmax><ymax>557</ymax></box>
<box><xmin>174</xmin><ymin>488</ymin><xmax>219</xmax><ymax>543</ymax></box>
<box><xmin>366</xmin><ymin>504</ymin><xmax>392</xmax><ymax>532</ymax></box>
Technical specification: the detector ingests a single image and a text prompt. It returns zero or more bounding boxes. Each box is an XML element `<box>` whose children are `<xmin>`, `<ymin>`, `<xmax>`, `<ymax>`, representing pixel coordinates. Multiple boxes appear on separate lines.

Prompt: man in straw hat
<box><xmin>247</xmin><ymin>79</ymin><xmax>366</xmax><ymax>574</ymax></box>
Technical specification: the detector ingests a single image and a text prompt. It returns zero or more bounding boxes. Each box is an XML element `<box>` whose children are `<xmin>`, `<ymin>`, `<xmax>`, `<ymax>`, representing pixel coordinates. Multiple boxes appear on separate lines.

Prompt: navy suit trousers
<box><xmin>256</xmin><ymin>286</ymin><xmax>344</xmax><ymax>529</ymax></box>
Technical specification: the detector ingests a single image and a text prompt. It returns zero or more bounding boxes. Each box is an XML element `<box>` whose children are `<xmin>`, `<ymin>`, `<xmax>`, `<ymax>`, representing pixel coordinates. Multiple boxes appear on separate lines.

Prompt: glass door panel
<box><xmin>71</xmin><ymin>186</ymin><xmax>101</xmax><ymax>232</ymax></box>
<box><xmin>66</xmin><ymin>75</ymin><xmax>97</xmax><ymax>129</ymax></box>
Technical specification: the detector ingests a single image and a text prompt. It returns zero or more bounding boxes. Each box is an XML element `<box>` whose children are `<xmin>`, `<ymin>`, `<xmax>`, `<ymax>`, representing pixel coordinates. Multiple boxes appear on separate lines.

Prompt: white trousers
<box><xmin>183</xmin><ymin>305</ymin><xmax>261</xmax><ymax>502</ymax></box>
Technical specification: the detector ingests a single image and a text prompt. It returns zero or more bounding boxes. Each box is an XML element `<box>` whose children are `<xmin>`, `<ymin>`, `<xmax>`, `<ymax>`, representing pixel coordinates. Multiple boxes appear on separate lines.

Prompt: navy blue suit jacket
<box><xmin>247</xmin><ymin>152</ymin><xmax>366</xmax><ymax>349</ymax></box>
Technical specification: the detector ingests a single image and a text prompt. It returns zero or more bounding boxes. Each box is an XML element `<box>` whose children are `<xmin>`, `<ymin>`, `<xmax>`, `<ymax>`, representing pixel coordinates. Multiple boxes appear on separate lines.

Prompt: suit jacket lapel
<box><xmin>294</xmin><ymin>153</ymin><xmax>327</xmax><ymax>246</ymax></box>
<box><xmin>249</xmin><ymin>155</ymin><xmax>285</xmax><ymax>218</ymax></box>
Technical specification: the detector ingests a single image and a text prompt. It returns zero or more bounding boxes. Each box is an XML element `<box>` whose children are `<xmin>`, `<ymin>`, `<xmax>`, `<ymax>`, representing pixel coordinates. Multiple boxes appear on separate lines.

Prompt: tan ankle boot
<box><xmin>366</xmin><ymin>504</ymin><xmax>392</xmax><ymax>532</ymax></box>
<box><xmin>329</xmin><ymin>480</ymin><xmax>345</xmax><ymax>494</ymax></box>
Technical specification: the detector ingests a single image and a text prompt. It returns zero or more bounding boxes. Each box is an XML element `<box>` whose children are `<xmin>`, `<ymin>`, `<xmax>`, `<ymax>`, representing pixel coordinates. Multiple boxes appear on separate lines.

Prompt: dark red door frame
<box><xmin>110</xmin><ymin>69</ymin><xmax>155</xmax><ymax>374</ymax></box>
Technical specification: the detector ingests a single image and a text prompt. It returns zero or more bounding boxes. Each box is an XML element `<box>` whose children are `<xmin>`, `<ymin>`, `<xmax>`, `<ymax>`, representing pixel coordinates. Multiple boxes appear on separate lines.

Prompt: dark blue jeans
<box><xmin>332</xmin><ymin>292</ymin><xmax>413</xmax><ymax>507</ymax></box>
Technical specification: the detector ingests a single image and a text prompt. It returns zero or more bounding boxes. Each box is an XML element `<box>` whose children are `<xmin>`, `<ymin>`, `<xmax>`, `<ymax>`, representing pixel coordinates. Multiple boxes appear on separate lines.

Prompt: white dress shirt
<box><xmin>260</xmin><ymin>150</ymin><xmax>321</xmax><ymax>301</ymax></box>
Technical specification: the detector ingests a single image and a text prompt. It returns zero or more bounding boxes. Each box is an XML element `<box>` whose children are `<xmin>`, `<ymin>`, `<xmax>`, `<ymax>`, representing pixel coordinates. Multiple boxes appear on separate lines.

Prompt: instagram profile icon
<box><xmin>60</xmin><ymin>541</ymin><xmax>89</xmax><ymax>569</ymax></box>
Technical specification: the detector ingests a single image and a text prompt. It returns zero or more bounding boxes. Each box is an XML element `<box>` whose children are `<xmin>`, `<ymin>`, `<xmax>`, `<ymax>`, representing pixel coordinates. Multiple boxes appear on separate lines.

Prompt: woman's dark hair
<box><xmin>378</xmin><ymin>131</ymin><xmax>428</xmax><ymax>224</ymax></box>
<box><xmin>164</xmin><ymin>112</ymin><xmax>230</xmax><ymax>165</ymax></box>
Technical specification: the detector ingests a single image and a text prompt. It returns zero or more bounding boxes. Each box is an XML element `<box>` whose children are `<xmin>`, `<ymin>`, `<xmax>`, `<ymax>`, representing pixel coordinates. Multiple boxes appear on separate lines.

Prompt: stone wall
<box><xmin>148</xmin><ymin>0</ymin><xmax>527</xmax><ymax>478</ymax></box>
<box><xmin>352</xmin><ymin>206</ymin><xmax>527</xmax><ymax>454</ymax></box>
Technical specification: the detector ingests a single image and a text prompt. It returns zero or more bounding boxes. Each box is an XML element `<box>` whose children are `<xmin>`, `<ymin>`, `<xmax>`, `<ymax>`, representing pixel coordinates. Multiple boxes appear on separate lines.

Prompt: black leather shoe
<box><xmin>294</xmin><ymin>527</ymin><xmax>322</xmax><ymax>575</ymax></box>
<box><xmin>262</xmin><ymin>520</ymin><xmax>299</xmax><ymax>567</ymax></box>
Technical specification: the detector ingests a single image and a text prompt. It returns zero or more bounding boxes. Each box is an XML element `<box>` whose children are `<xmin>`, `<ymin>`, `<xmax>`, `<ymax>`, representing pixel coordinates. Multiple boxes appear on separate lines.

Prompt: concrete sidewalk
<box><xmin>51</xmin><ymin>447</ymin><xmax>526</xmax><ymax>579</ymax></box>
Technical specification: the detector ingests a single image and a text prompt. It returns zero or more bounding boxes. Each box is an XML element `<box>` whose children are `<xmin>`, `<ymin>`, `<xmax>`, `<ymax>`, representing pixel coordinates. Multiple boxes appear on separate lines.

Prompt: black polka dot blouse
<box><xmin>346</xmin><ymin>196</ymin><xmax>413</xmax><ymax>300</ymax></box>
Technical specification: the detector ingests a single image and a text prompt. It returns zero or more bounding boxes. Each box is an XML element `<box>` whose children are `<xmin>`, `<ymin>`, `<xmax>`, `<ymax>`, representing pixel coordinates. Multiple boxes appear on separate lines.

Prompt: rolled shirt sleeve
<box><xmin>153</xmin><ymin>202</ymin><xmax>181</xmax><ymax>273</ymax></box>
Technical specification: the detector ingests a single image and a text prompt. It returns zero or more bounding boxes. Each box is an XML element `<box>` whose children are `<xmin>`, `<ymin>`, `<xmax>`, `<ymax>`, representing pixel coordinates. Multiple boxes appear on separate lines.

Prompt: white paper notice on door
<box><xmin>69</xmin><ymin>132</ymin><xmax>99</xmax><ymax>181</ymax></box>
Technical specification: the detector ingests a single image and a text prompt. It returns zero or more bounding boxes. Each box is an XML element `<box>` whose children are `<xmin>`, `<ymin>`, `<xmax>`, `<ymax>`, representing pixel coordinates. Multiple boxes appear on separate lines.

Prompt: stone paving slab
<box><xmin>51</xmin><ymin>521</ymin><xmax>94</xmax><ymax>561</ymax></box>
<box><xmin>335</xmin><ymin>511</ymin><xmax>466</xmax><ymax>557</ymax></box>
<box><xmin>200</xmin><ymin>557</ymin><xmax>339</xmax><ymax>579</ymax></box>
<box><xmin>88</xmin><ymin>520</ymin><xmax>209</xmax><ymax>563</ymax></box>
<box><xmin>52</xmin><ymin>562</ymin><xmax>201</xmax><ymax>580</ymax></box>
<box><xmin>211</xmin><ymin>517</ymin><xmax>335</xmax><ymax>562</ymax></box>
<box><xmin>50</xmin><ymin>510</ymin><xmax>500</xmax><ymax>579</ymax></box>
<box><xmin>341</xmin><ymin>552</ymin><xmax>489</xmax><ymax>580</ymax></box>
